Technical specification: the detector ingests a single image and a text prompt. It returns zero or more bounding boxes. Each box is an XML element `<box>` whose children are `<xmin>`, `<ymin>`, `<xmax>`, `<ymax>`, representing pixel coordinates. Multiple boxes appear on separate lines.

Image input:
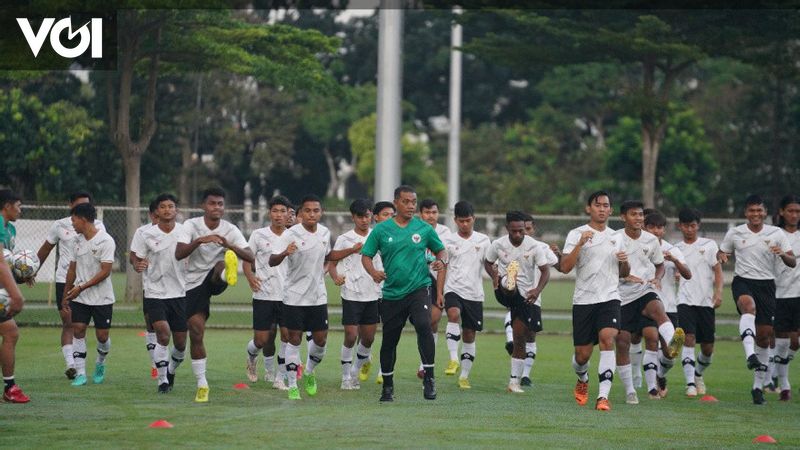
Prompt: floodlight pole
<box><xmin>375</xmin><ymin>2</ymin><xmax>403</xmax><ymax>201</ymax></box>
<box><xmin>446</xmin><ymin>6</ymin><xmax>463</xmax><ymax>225</ymax></box>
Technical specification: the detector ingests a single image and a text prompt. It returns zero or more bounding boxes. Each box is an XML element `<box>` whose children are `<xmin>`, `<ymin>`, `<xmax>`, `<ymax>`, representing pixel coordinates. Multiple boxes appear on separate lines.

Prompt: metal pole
<box><xmin>375</xmin><ymin>2</ymin><xmax>403</xmax><ymax>201</ymax></box>
<box><xmin>447</xmin><ymin>6</ymin><xmax>463</xmax><ymax>224</ymax></box>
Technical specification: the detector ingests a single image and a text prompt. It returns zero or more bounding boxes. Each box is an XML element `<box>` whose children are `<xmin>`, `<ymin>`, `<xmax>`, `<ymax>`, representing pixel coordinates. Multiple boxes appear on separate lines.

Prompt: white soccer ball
<box><xmin>0</xmin><ymin>289</ymin><xmax>8</xmax><ymax>315</ymax></box>
<box><xmin>10</xmin><ymin>250</ymin><xmax>39</xmax><ymax>284</ymax></box>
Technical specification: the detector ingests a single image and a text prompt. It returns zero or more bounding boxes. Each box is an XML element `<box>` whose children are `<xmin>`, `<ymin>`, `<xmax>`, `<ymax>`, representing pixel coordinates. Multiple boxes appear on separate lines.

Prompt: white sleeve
<box><xmin>130</xmin><ymin>230</ymin><xmax>147</xmax><ymax>258</ymax></box>
<box><xmin>176</xmin><ymin>224</ymin><xmax>191</xmax><ymax>244</ymax></box>
<box><xmin>706</xmin><ymin>240</ymin><xmax>720</xmax><ymax>267</ymax></box>
<box><xmin>274</xmin><ymin>230</ymin><xmax>293</xmax><ymax>254</ymax></box>
<box><xmin>46</xmin><ymin>222</ymin><xmax>60</xmax><ymax>245</ymax></box>
<box><xmin>100</xmin><ymin>238</ymin><xmax>116</xmax><ymax>263</ymax></box>
<box><xmin>780</xmin><ymin>229</ymin><xmax>793</xmax><ymax>253</ymax></box>
<box><xmin>650</xmin><ymin>240</ymin><xmax>664</xmax><ymax>265</ymax></box>
<box><xmin>485</xmin><ymin>241</ymin><xmax>499</xmax><ymax>264</ymax></box>
<box><xmin>247</xmin><ymin>232</ymin><xmax>258</xmax><ymax>254</ymax></box>
<box><xmin>333</xmin><ymin>235</ymin><xmax>348</xmax><ymax>252</ymax></box>
<box><xmin>230</xmin><ymin>226</ymin><xmax>248</xmax><ymax>249</ymax></box>
<box><xmin>719</xmin><ymin>229</ymin><xmax>735</xmax><ymax>253</ymax></box>
<box><xmin>563</xmin><ymin>229</ymin><xmax>581</xmax><ymax>254</ymax></box>
<box><xmin>544</xmin><ymin>246</ymin><xmax>558</xmax><ymax>266</ymax></box>
<box><xmin>534</xmin><ymin>244</ymin><xmax>549</xmax><ymax>269</ymax></box>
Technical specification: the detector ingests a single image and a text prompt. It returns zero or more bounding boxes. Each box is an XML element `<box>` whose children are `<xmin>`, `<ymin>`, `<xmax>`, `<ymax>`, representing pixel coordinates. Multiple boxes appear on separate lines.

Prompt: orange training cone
<box><xmin>149</xmin><ymin>420</ymin><xmax>174</xmax><ymax>429</ymax></box>
<box><xmin>752</xmin><ymin>435</ymin><xmax>777</xmax><ymax>444</ymax></box>
<box><xmin>699</xmin><ymin>395</ymin><xmax>718</xmax><ymax>402</ymax></box>
<box><xmin>137</xmin><ymin>331</ymin><xmax>147</xmax><ymax>337</ymax></box>
<box><xmin>233</xmin><ymin>383</ymin><xmax>250</xmax><ymax>390</ymax></box>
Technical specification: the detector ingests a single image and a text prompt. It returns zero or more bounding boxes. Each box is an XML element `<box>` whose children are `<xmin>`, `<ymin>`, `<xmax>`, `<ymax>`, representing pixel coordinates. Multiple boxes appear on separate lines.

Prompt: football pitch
<box><xmin>5</xmin><ymin>328</ymin><xmax>800</xmax><ymax>449</ymax></box>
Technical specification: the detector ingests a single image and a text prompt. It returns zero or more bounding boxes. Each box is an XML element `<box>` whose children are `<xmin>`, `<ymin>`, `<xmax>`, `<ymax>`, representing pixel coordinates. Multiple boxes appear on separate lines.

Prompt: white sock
<box><xmin>618</xmin><ymin>364</ymin><xmax>635</xmax><ymax>395</ymax></box>
<box><xmin>681</xmin><ymin>346</ymin><xmax>696</xmax><ymax>386</ymax></box>
<box><xmin>460</xmin><ymin>342</ymin><xmax>476</xmax><ymax>379</ymax></box>
<box><xmin>739</xmin><ymin>313</ymin><xmax>756</xmax><ymax>358</ymax></box>
<box><xmin>657</xmin><ymin>353</ymin><xmax>674</xmax><ymax>378</ymax></box>
<box><xmin>263</xmin><ymin>355</ymin><xmax>275</xmax><ymax>375</ymax></box>
<box><xmin>775</xmin><ymin>338</ymin><xmax>791</xmax><ymax>390</ymax></box>
<box><xmin>597</xmin><ymin>350</ymin><xmax>615</xmax><ymax>399</ymax></box>
<box><xmin>354</xmin><ymin>343</ymin><xmax>371</xmax><ymax>372</ymax></box>
<box><xmin>658</xmin><ymin>321</ymin><xmax>675</xmax><ymax>345</ymax></box>
<box><xmin>643</xmin><ymin>350</ymin><xmax>659</xmax><ymax>392</ymax></box>
<box><xmin>154</xmin><ymin>344</ymin><xmax>169</xmax><ymax>384</ymax></box>
<box><xmin>522</xmin><ymin>342</ymin><xmax>536</xmax><ymax>378</ymax></box>
<box><xmin>62</xmin><ymin>344</ymin><xmax>75</xmax><ymax>369</ymax></box>
<box><xmin>504</xmin><ymin>311</ymin><xmax>513</xmax><ymax>343</ymax></box>
<box><xmin>305</xmin><ymin>331</ymin><xmax>313</xmax><ymax>354</ymax></box>
<box><xmin>146</xmin><ymin>331</ymin><xmax>157</xmax><ymax>365</ymax></box>
<box><xmin>96</xmin><ymin>338</ymin><xmax>110</xmax><ymax>365</ymax></box>
<box><xmin>696</xmin><ymin>352</ymin><xmax>712</xmax><ymax>376</ymax></box>
<box><xmin>192</xmin><ymin>358</ymin><xmax>208</xmax><ymax>388</ymax></box>
<box><xmin>446</xmin><ymin>322</ymin><xmax>461</xmax><ymax>361</ymax></box>
<box><xmin>285</xmin><ymin>342</ymin><xmax>301</xmax><ymax>388</ymax></box>
<box><xmin>572</xmin><ymin>354</ymin><xmax>589</xmax><ymax>382</ymax></box>
<box><xmin>277</xmin><ymin>341</ymin><xmax>288</xmax><ymax>379</ymax></box>
<box><xmin>169</xmin><ymin>348</ymin><xmax>185</xmax><ymax>374</ymax></box>
<box><xmin>753</xmin><ymin>346</ymin><xmax>769</xmax><ymax>389</ymax></box>
<box><xmin>630</xmin><ymin>342</ymin><xmax>643</xmax><ymax>384</ymax></box>
<box><xmin>246</xmin><ymin>339</ymin><xmax>259</xmax><ymax>360</ymax></box>
<box><xmin>766</xmin><ymin>346</ymin><xmax>776</xmax><ymax>385</ymax></box>
<box><xmin>73</xmin><ymin>337</ymin><xmax>87</xmax><ymax>376</ymax></box>
<box><xmin>341</xmin><ymin>345</ymin><xmax>353</xmax><ymax>379</ymax></box>
<box><xmin>510</xmin><ymin>358</ymin><xmax>524</xmax><ymax>384</ymax></box>
<box><xmin>306</xmin><ymin>340</ymin><xmax>326</xmax><ymax>374</ymax></box>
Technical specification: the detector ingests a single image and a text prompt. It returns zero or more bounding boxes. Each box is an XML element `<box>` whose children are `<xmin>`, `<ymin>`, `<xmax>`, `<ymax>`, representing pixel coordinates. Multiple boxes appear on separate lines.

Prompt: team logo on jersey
<box><xmin>610</xmin><ymin>240</ymin><xmax>616</xmax><ymax>246</ymax></box>
<box><xmin>412</xmin><ymin>233</ymin><xmax>421</xmax><ymax>244</ymax></box>
<box><xmin>742</xmin><ymin>240</ymin><xmax>747</xmax><ymax>245</ymax></box>
<box><xmin>699</xmin><ymin>249</ymin><xmax>705</xmax><ymax>255</ymax></box>
<box><xmin>643</xmin><ymin>248</ymin><xmax>649</xmax><ymax>255</ymax></box>
<box><xmin>387</xmin><ymin>237</ymin><xmax>393</xmax><ymax>242</ymax></box>
<box><xmin>475</xmin><ymin>246</ymin><xmax>480</xmax><ymax>252</ymax></box>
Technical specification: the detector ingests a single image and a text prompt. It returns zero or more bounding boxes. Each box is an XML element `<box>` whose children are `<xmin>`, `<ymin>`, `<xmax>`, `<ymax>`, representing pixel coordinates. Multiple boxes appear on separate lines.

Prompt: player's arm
<box><xmin>617</xmin><ymin>249</ymin><xmax>631</xmax><ymax>278</ymax></box>
<box><xmin>434</xmin><ymin>248</ymin><xmax>447</xmax><ymax>309</ymax></box>
<box><xmin>36</xmin><ymin>241</ymin><xmax>55</xmax><ymax>267</ymax></box>
<box><xmin>62</xmin><ymin>261</ymin><xmax>77</xmax><ymax>308</ymax></box>
<box><xmin>65</xmin><ymin>261</ymin><xmax>113</xmax><ymax>302</ymax></box>
<box><xmin>175</xmin><ymin>234</ymin><xmax>224</xmax><ymax>260</ymax></box>
<box><xmin>327</xmin><ymin>260</ymin><xmax>345</xmax><ymax>286</ymax></box>
<box><xmin>526</xmin><ymin>264</ymin><xmax>550</xmax><ymax>304</ymax></box>
<box><xmin>327</xmin><ymin>242</ymin><xmax>362</xmax><ymax>262</ymax></box>
<box><xmin>712</xmin><ymin>262</ymin><xmax>723</xmax><ymax>308</ymax></box>
<box><xmin>269</xmin><ymin>241</ymin><xmax>297</xmax><ymax>266</ymax></box>
<box><xmin>484</xmin><ymin>260</ymin><xmax>499</xmax><ymax>289</ymax></box>
<box><xmin>650</xmin><ymin>262</ymin><xmax>665</xmax><ymax>290</ymax></box>
<box><xmin>0</xmin><ymin>246</ymin><xmax>24</xmax><ymax>317</ymax></box>
<box><xmin>559</xmin><ymin>230</ymin><xmax>593</xmax><ymax>273</ymax></box>
<box><xmin>668</xmin><ymin>252</ymin><xmax>692</xmax><ymax>280</ymax></box>
<box><xmin>243</xmin><ymin>260</ymin><xmax>261</xmax><ymax>293</ymax></box>
<box><xmin>775</xmin><ymin>249</ymin><xmax>796</xmax><ymax>268</ymax></box>
<box><xmin>130</xmin><ymin>252</ymin><xmax>149</xmax><ymax>273</ymax></box>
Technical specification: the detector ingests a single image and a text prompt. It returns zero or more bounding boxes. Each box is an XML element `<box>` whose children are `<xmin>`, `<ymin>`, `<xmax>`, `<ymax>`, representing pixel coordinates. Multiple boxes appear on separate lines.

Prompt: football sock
<box><xmin>522</xmin><ymin>342</ymin><xmax>537</xmax><ymax>378</ymax></box>
<box><xmin>657</xmin><ymin>353</ymin><xmax>674</xmax><ymax>378</ymax></box>
<box><xmin>618</xmin><ymin>363</ymin><xmax>635</xmax><ymax>395</ymax></box>
<box><xmin>354</xmin><ymin>343</ymin><xmax>371</xmax><ymax>372</ymax></box>
<box><xmin>3</xmin><ymin>376</ymin><xmax>14</xmax><ymax>391</ymax></box>
<box><xmin>630</xmin><ymin>341</ymin><xmax>643</xmax><ymax>383</ymax></box>
<box><xmin>753</xmin><ymin>346</ymin><xmax>769</xmax><ymax>389</ymax></box>
<box><xmin>504</xmin><ymin>311</ymin><xmax>513</xmax><ymax>343</ymax></box>
<box><xmin>510</xmin><ymin>358</ymin><xmax>524</xmax><ymax>385</ymax></box>
<box><xmin>460</xmin><ymin>342</ymin><xmax>476</xmax><ymax>379</ymax></box>
<box><xmin>658</xmin><ymin>322</ymin><xmax>675</xmax><ymax>346</ymax></box>
<box><xmin>191</xmin><ymin>358</ymin><xmax>208</xmax><ymax>388</ymax></box>
<box><xmin>96</xmin><ymin>338</ymin><xmax>110</xmax><ymax>364</ymax></box>
<box><xmin>263</xmin><ymin>355</ymin><xmax>275</xmax><ymax>375</ymax></box>
<box><xmin>73</xmin><ymin>337</ymin><xmax>87</xmax><ymax>376</ymax></box>
<box><xmin>246</xmin><ymin>339</ymin><xmax>259</xmax><ymax>361</ymax></box>
<box><xmin>62</xmin><ymin>344</ymin><xmax>74</xmax><ymax>369</ymax></box>
<box><xmin>766</xmin><ymin>346</ymin><xmax>776</xmax><ymax>385</ymax></box>
<box><xmin>696</xmin><ymin>352</ymin><xmax>712</xmax><ymax>376</ymax></box>
<box><xmin>643</xmin><ymin>350</ymin><xmax>659</xmax><ymax>392</ymax></box>
<box><xmin>341</xmin><ymin>345</ymin><xmax>353</xmax><ymax>379</ymax></box>
<box><xmin>146</xmin><ymin>331</ymin><xmax>156</xmax><ymax>364</ymax></box>
<box><xmin>681</xmin><ymin>346</ymin><xmax>696</xmax><ymax>385</ymax></box>
<box><xmin>277</xmin><ymin>342</ymin><xmax>287</xmax><ymax>379</ymax></box>
<box><xmin>775</xmin><ymin>338</ymin><xmax>791</xmax><ymax>390</ymax></box>
<box><xmin>154</xmin><ymin>343</ymin><xmax>169</xmax><ymax>384</ymax></box>
<box><xmin>572</xmin><ymin>354</ymin><xmax>589</xmax><ymax>383</ymax></box>
<box><xmin>739</xmin><ymin>313</ymin><xmax>756</xmax><ymax>358</ymax></box>
<box><xmin>285</xmin><ymin>342</ymin><xmax>301</xmax><ymax>389</ymax></box>
<box><xmin>169</xmin><ymin>348</ymin><xmax>185</xmax><ymax>374</ymax></box>
<box><xmin>598</xmin><ymin>350</ymin><xmax>615</xmax><ymax>399</ymax></box>
<box><xmin>446</xmin><ymin>322</ymin><xmax>461</xmax><ymax>361</ymax></box>
<box><xmin>306</xmin><ymin>340</ymin><xmax>326</xmax><ymax>374</ymax></box>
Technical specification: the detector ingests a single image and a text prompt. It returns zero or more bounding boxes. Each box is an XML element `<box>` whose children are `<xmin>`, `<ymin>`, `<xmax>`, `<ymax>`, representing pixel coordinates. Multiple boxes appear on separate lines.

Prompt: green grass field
<box><xmin>4</xmin><ymin>328</ymin><xmax>800</xmax><ymax>449</ymax></box>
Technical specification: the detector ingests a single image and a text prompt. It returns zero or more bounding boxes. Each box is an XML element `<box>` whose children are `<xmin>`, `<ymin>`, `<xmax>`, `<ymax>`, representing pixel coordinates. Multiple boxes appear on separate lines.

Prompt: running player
<box><xmin>130</xmin><ymin>194</ymin><xmax>188</xmax><ymax>393</ymax></box>
<box><xmin>36</xmin><ymin>191</ymin><xmax>105</xmax><ymax>379</ymax></box>
<box><xmin>718</xmin><ymin>194</ymin><xmax>796</xmax><ymax>404</ymax></box>
<box><xmin>674</xmin><ymin>208</ymin><xmax>723</xmax><ymax>397</ymax></box>
<box><xmin>329</xmin><ymin>199</ymin><xmax>382</xmax><ymax>390</ymax></box>
<box><xmin>418</xmin><ymin>199</ymin><xmax>451</xmax><ymax>377</ymax></box>
<box><xmin>442</xmin><ymin>201</ymin><xmax>491</xmax><ymax>389</ymax></box>
<box><xmin>0</xmin><ymin>190</ymin><xmax>29</xmax><ymax>402</ymax></box>
<box><xmin>558</xmin><ymin>191</ymin><xmax>630</xmax><ymax>411</ymax></box>
<box><xmin>62</xmin><ymin>203</ymin><xmax>116</xmax><ymax>387</ymax></box>
<box><xmin>244</xmin><ymin>195</ymin><xmax>291</xmax><ymax>390</ymax></box>
<box><xmin>130</xmin><ymin>199</ymin><xmax>159</xmax><ymax>379</ymax></box>
<box><xmin>371</xmin><ymin>200</ymin><xmax>395</xmax><ymax>385</ymax></box>
<box><xmin>175</xmin><ymin>187</ymin><xmax>254</xmax><ymax>403</ymax></box>
<box><xmin>772</xmin><ymin>195</ymin><xmax>800</xmax><ymax>401</ymax></box>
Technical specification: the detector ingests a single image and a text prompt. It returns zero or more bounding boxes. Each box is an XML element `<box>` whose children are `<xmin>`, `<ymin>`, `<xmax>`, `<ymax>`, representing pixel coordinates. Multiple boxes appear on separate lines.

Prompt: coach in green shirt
<box><xmin>362</xmin><ymin>185</ymin><xmax>447</xmax><ymax>402</ymax></box>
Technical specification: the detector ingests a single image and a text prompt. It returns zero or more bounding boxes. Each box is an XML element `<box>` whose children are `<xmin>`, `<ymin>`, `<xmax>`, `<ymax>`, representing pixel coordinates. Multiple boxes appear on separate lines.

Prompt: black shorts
<box><xmin>56</xmin><ymin>282</ymin><xmax>66</xmax><ymax>311</ymax></box>
<box><xmin>731</xmin><ymin>276</ymin><xmax>775</xmax><ymax>326</ymax></box>
<box><xmin>253</xmin><ymin>299</ymin><xmax>283</xmax><ymax>331</ymax></box>
<box><xmin>667</xmin><ymin>312</ymin><xmax>679</xmax><ymax>327</ymax></box>
<box><xmin>678</xmin><ymin>304</ymin><xmax>715</xmax><ymax>344</ymax></box>
<box><xmin>341</xmin><ymin>298</ymin><xmax>380</xmax><ymax>326</ymax></box>
<box><xmin>775</xmin><ymin>298</ymin><xmax>800</xmax><ymax>333</ymax></box>
<box><xmin>444</xmin><ymin>293</ymin><xmax>485</xmax><ymax>331</ymax></box>
<box><xmin>621</xmin><ymin>292</ymin><xmax>660</xmax><ymax>333</ymax></box>
<box><xmin>71</xmin><ymin>302</ymin><xmax>113</xmax><ymax>329</ymax></box>
<box><xmin>380</xmin><ymin>287</ymin><xmax>431</xmax><ymax>332</ymax></box>
<box><xmin>428</xmin><ymin>274</ymin><xmax>437</xmax><ymax>304</ymax></box>
<box><xmin>282</xmin><ymin>304</ymin><xmax>328</xmax><ymax>332</ymax></box>
<box><xmin>185</xmin><ymin>268</ymin><xmax>228</xmax><ymax>320</ymax></box>
<box><xmin>572</xmin><ymin>300</ymin><xmax>621</xmax><ymax>346</ymax></box>
<box><xmin>144</xmin><ymin>297</ymin><xmax>187</xmax><ymax>332</ymax></box>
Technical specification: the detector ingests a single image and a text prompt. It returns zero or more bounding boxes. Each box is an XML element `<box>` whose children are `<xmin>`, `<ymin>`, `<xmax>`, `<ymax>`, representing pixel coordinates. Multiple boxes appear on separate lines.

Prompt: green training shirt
<box><xmin>0</xmin><ymin>220</ymin><xmax>16</xmax><ymax>251</ymax></box>
<box><xmin>361</xmin><ymin>216</ymin><xmax>445</xmax><ymax>301</ymax></box>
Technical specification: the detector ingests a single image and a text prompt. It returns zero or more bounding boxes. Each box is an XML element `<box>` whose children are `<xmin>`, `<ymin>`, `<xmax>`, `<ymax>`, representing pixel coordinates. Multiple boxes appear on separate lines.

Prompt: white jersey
<box><xmin>658</xmin><ymin>241</ymin><xmax>687</xmax><ymax>313</ymax></box>
<box><xmin>181</xmin><ymin>217</ymin><xmax>248</xmax><ymax>291</ymax></box>
<box><xmin>428</xmin><ymin>223</ymin><xmax>451</xmax><ymax>278</ymax></box>
<box><xmin>563</xmin><ymin>224</ymin><xmax>621</xmax><ymax>305</ymax></box>
<box><xmin>720</xmin><ymin>224</ymin><xmax>791</xmax><ymax>280</ymax></box>
<box><xmin>71</xmin><ymin>230</ymin><xmax>115</xmax><ymax>306</ymax></box>
<box><xmin>486</xmin><ymin>235</ymin><xmax>551</xmax><ymax>305</ymax></box>
<box><xmin>130</xmin><ymin>223</ymin><xmax>188</xmax><ymax>299</ymax></box>
<box><xmin>616</xmin><ymin>229</ymin><xmax>664</xmax><ymax>305</ymax></box>
<box><xmin>276</xmin><ymin>223</ymin><xmax>331</xmax><ymax>307</ymax></box>
<box><xmin>130</xmin><ymin>223</ymin><xmax>154</xmax><ymax>295</ymax></box>
<box><xmin>443</xmin><ymin>231</ymin><xmax>491</xmax><ymax>302</ymax></box>
<box><xmin>775</xmin><ymin>229</ymin><xmax>800</xmax><ymax>298</ymax></box>
<box><xmin>248</xmin><ymin>226</ymin><xmax>288</xmax><ymax>301</ymax></box>
<box><xmin>334</xmin><ymin>229</ymin><xmax>381</xmax><ymax>302</ymax></box>
<box><xmin>46</xmin><ymin>217</ymin><xmax>105</xmax><ymax>283</ymax></box>
<box><xmin>676</xmin><ymin>238</ymin><xmax>720</xmax><ymax>308</ymax></box>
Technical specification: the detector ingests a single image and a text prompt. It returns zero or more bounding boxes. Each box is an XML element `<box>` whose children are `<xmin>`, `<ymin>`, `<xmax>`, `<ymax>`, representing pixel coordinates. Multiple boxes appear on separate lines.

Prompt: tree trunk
<box><xmin>178</xmin><ymin>135</ymin><xmax>193</xmax><ymax>205</ymax></box>
<box><xmin>323</xmin><ymin>145</ymin><xmax>338</xmax><ymax>198</ymax></box>
<box><xmin>123</xmin><ymin>152</ymin><xmax>143</xmax><ymax>304</ymax></box>
<box><xmin>641</xmin><ymin>125</ymin><xmax>659</xmax><ymax>209</ymax></box>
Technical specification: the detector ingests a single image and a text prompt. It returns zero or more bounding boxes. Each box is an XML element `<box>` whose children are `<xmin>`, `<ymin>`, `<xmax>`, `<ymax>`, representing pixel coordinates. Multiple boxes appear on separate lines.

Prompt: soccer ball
<box><xmin>10</xmin><ymin>250</ymin><xmax>39</xmax><ymax>284</ymax></box>
<box><xmin>0</xmin><ymin>288</ymin><xmax>8</xmax><ymax>316</ymax></box>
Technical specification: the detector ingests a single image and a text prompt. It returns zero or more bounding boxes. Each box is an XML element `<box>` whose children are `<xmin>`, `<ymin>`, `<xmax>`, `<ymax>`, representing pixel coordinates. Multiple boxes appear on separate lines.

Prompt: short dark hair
<box><xmin>776</xmin><ymin>194</ymin><xmax>800</xmax><ymax>229</ymax></box>
<box><xmin>373</xmin><ymin>201</ymin><xmax>395</xmax><ymax>216</ymax></box>
<box><xmin>644</xmin><ymin>210</ymin><xmax>667</xmax><ymax>227</ymax></box>
<box><xmin>0</xmin><ymin>189</ymin><xmax>20</xmax><ymax>209</ymax></box>
<box><xmin>350</xmin><ymin>199</ymin><xmax>372</xmax><ymax>216</ymax></box>
<box><xmin>745</xmin><ymin>194</ymin><xmax>764</xmax><ymax>208</ymax></box>
<box><xmin>678</xmin><ymin>208</ymin><xmax>702</xmax><ymax>224</ymax></box>
<box><xmin>420</xmin><ymin>198</ymin><xmax>439</xmax><ymax>211</ymax></box>
<box><xmin>69</xmin><ymin>191</ymin><xmax>93</xmax><ymax>204</ymax></box>
<box><xmin>155</xmin><ymin>193</ymin><xmax>178</xmax><ymax>208</ymax></box>
<box><xmin>300</xmin><ymin>194</ymin><xmax>322</xmax><ymax>209</ymax></box>
<box><xmin>523</xmin><ymin>213</ymin><xmax>535</xmax><ymax>224</ymax></box>
<box><xmin>268</xmin><ymin>195</ymin><xmax>292</xmax><ymax>210</ymax></box>
<box><xmin>506</xmin><ymin>210</ymin><xmax>527</xmax><ymax>224</ymax></box>
<box><xmin>620</xmin><ymin>200</ymin><xmax>644</xmax><ymax>215</ymax></box>
<box><xmin>71</xmin><ymin>202</ymin><xmax>97</xmax><ymax>222</ymax></box>
<box><xmin>393</xmin><ymin>185</ymin><xmax>415</xmax><ymax>199</ymax></box>
<box><xmin>454</xmin><ymin>201</ymin><xmax>474</xmax><ymax>218</ymax></box>
<box><xmin>148</xmin><ymin>198</ymin><xmax>158</xmax><ymax>213</ymax></box>
<box><xmin>202</xmin><ymin>187</ymin><xmax>226</xmax><ymax>201</ymax></box>
<box><xmin>587</xmin><ymin>190</ymin><xmax>611</xmax><ymax>206</ymax></box>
